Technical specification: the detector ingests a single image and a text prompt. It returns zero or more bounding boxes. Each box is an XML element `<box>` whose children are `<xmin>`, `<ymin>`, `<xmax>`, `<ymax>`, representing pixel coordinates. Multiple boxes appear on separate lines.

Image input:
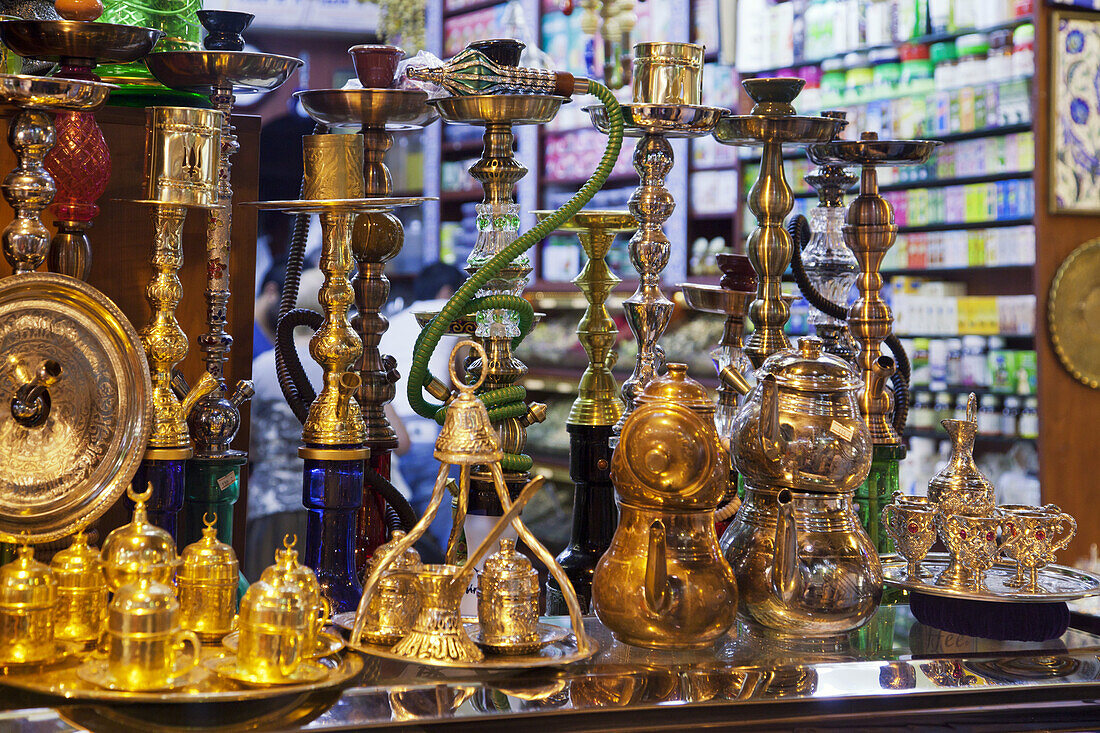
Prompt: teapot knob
<box><xmin>797</xmin><ymin>336</ymin><xmax>823</xmax><ymax>359</ymax></box>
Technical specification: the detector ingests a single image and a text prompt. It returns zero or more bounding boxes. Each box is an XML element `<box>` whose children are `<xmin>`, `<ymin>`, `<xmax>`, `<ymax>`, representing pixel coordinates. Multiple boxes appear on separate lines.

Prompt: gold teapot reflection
<box><xmin>592</xmin><ymin>363</ymin><xmax>738</xmax><ymax>650</ymax></box>
<box><xmin>719</xmin><ymin>336</ymin><xmax>882</xmax><ymax>636</ymax></box>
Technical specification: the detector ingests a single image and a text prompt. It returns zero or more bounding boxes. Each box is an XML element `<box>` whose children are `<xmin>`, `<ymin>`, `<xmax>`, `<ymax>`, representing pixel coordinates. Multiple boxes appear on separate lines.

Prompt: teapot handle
<box><xmin>644</xmin><ymin>520</ymin><xmax>670</xmax><ymax>614</ymax></box>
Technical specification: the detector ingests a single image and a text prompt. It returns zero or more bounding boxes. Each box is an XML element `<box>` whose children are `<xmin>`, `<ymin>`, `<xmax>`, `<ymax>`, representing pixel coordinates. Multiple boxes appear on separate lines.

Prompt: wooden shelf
<box><xmin>791</xmin><ymin>170</ymin><xmax>1036</xmax><ymax>200</ymax></box>
<box><xmin>897</xmin><ymin>218</ymin><xmax>1033</xmax><ymax>234</ymax></box>
<box><xmin>882</xmin><ymin>263</ymin><xmax>1034</xmax><ymax>276</ymax></box>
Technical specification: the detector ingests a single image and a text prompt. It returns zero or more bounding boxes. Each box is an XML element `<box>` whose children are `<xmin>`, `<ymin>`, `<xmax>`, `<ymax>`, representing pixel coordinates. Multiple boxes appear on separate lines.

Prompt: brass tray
<box><xmin>587</xmin><ymin>102</ymin><xmax>724</xmax><ymax>139</ymax></box>
<box><xmin>1049</xmin><ymin>238</ymin><xmax>1100</xmax><ymax>388</ymax></box>
<box><xmin>0</xmin><ymin>273</ymin><xmax>152</xmax><ymax>542</ymax></box>
<box><xmin>883</xmin><ymin>552</ymin><xmax>1100</xmax><ymax>603</ymax></box>
<box><xmin>0</xmin><ymin>648</ymin><xmax>362</xmax><ymax>703</ymax></box>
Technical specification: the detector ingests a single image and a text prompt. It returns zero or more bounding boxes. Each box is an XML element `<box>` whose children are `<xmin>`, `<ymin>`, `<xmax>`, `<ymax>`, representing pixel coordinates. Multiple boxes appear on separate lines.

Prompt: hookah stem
<box><xmin>787</xmin><ymin>215</ymin><xmax>911</xmax><ymax>436</ymax></box>
<box><xmin>406</xmin><ymin>80</ymin><xmax>624</xmax><ymax>459</ymax></box>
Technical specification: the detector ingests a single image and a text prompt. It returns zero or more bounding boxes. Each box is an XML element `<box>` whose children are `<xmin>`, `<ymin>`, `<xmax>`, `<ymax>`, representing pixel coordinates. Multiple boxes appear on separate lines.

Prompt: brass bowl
<box><xmin>0</xmin><ymin>20</ymin><xmax>162</xmax><ymax>64</ymax></box>
<box><xmin>588</xmin><ymin>102</ymin><xmax>724</xmax><ymax>138</ymax></box>
<box><xmin>296</xmin><ymin>88</ymin><xmax>436</xmax><ymax>130</ymax></box>
<box><xmin>679</xmin><ymin>282</ymin><xmax>752</xmax><ymax>316</ymax></box>
<box><xmin>713</xmin><ymin>114</ymin><xmax>845</xmax><ymax>146</ymax></box>
<box><xmin>806</xmin><ymin>139</ymin><xmax>942</xmax><ymax>167</ymax></box>
<box><xmin>145</xmin><ymin>51</ymin><xmax>302</xmax><ymax>93</ymax></box>
<box><xmin>0</xmin><ymin>73</ymin><xmax>114</xmax><ymax>111</ymax></box>
<box><xmin>431</xmin><ymin>94</ymin><xmax>565</xmax><ymax>126</ymax></box>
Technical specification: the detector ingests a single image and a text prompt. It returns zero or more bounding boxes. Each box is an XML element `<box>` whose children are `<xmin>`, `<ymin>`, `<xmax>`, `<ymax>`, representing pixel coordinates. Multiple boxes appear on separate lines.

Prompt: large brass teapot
<box><xmin>718</xmin><ymin>337</ymin><xmax>881</xmax><ymax>636</ymax></box>
<box><xmin>592</xmin><ymin>364</ymin><xmax>737</xmax><ymax>650</ymax></box>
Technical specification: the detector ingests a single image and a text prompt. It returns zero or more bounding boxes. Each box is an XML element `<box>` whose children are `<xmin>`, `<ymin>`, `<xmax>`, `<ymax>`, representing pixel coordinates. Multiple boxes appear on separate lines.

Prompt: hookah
<box><xmin>403</xmin><ymin>41</ymin><xmax>624</xmax><ymax>613</ymax></box>
<box><xmin>798</xmin><ymin>131</ymin><xmax>940</xmax><ymax>551</ymax></box>
<box><xmin>562</xmin><ymin>0</ymin><xmax>637</xmax><ymax>89</ymax></box>
<box><xmin>292</xmin><ymin>46</ymin><xmax>438</xmax><ymax>568</ymax></box>
<box><xmin>126</xmin><ymin>105</ymin><xmax>223</xmax><ymax>541</ymax></box>
<box><xmin>531</xmin><ymin>209</ymin><xmax>635</xmax><ymax>614</ymax></box>
<box><xmin>144</xmin><ymin>13</ymin><xmax>300</xmax><ymax>551</ymax></box>
<box><xmin>0</xmin><ymin>12</ymin><xmax>163</xmax><ymax>280</ymax></box>
<box><xmin>585</xmin><ymin>41</ymin><xmax>724</xmax><ymax>437</ymax></box>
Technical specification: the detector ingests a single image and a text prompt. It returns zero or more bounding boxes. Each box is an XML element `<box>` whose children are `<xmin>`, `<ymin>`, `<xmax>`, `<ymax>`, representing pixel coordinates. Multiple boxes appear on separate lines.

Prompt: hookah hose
<box><xmin>406</xmin><ymin>81</ymin><xmax>624</xmax><ymax>474</ymax></box>
<box><xmin>787</xmin><ymin>215</ymin><xmax>911</xmax><ymax>435</ymax></box>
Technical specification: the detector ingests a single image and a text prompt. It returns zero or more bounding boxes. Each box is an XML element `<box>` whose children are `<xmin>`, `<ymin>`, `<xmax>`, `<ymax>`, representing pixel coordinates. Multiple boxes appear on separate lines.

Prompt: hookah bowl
<box><xmin>532</xmin><ymin>209</ymin><xmax>635</xmax><ymax>614</ymax></box>
<box><xmin>0</xmin><ymin>19</ymin><xmax>162</xmax><ymax>281</ymax></box>
<box><xmin>144</xmin><ymin>32</ymin><xmax>301</xmax><ymax>551</ymax></box>
<box><xmin>588</xmin><ymin>45</ymin><xmax>725</xmax><ymax>435</ymax></box>
<box><xmin>713</xmin><ymin>77</ymin><xmax>846</xmax><ymax>368</ymax></box>
<box><xmin>295</xmin><ymin>85</ymin><xmax>437</xmax><ymax>564</ymax></box>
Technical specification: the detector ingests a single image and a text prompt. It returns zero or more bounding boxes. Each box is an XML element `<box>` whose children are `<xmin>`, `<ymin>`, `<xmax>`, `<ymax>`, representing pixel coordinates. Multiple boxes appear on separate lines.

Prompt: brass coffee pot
<box><xmin>719</xmin><ymin>336</ymin><xmax>882</xmax><ymax>636</ymax></box>
<box><xmin>592</xmin><ymin>363</ymin><xmax>737</xmax><ymax>649</ymax></box>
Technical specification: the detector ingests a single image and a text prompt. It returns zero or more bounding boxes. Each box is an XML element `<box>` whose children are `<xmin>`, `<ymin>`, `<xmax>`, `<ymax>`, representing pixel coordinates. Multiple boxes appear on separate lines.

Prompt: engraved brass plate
<box><xmin>1050</xmin><ymin>238</ymin><xmax>1100</xmax><ymax>389</ymax></box>
<box><xmin>0</xmin><ymin>273</ymin><xmax>152</xmax><ymax>542</ymax></box>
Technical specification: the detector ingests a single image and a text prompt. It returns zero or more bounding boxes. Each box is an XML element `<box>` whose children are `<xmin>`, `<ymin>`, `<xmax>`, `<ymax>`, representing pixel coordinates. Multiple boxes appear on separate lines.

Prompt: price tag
<box><xmin>829</xmin><ymin>420</ymin><xmax>855</xmax><ymax>442</ymax></box>
<box><xmin>216</xmin><ymin>472</ymin><xmax>237</xmax><ymax>491</ymax></box>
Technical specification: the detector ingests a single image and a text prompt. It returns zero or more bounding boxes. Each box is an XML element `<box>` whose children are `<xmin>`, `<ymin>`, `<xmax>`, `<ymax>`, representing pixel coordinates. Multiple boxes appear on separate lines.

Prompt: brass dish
<box><xmin>465</xmin><ymin>621</ymin><xmax>569</xmax><ymax>655</ymax></box>
<box><xmin>246</xmin><ymin>197</ymin><xmax>431</xmax><ymax>213</ymax></box>
<box><xmin>144</xmin><ymin>51</ymin><xmax>302</xmax><ymax>93</ymax></box>
<box><xmin>0</xmin><ymin>20</ymin><xmax>162</xmax><ymax>64</ymax></box>
<box><xmin>0</xmin><ymin>640</ymin><xmax>84</xmax><ymax>672</ymax></box>
<box><xmin>1049</xmin><ymin>238</ymin><xmax>1100</xmax><ymax>388</ymax></box>
<box><xmin>295</xmin><ymin>88</ymin><xmax>437</xmax><ymax>130</ymax></box>
<box><xmin>431</xmin><ymin>94</ymin><xmax>565</xmax><ymax>126</ymax></box>
<box><xmin>350</xmin><ymin>633</ymin><xmax>596</xmax><ymax>670</ymax></box>
<box><xmin>76</xmin><ymin>658</ymin><xmax>208</xmax><ymax>692</ymax></box>
<box><xmin>587</xmin><ymin>102</ymin><xmax>724</xmax><ymax>138</ymax></box>
<box><xmin>807</xmin><ymin>138</ymin><xmax>943</xmax><ymax>166</ymax></box>
<box><xmin>222</xmin><ymin>630</ymin><xmax>345</xmax><ymax>659</ymax></box>
<box><xmin>882</xmin><ymin>552</ymin><xmax>1100</xmax><ymax>603</ymax></box>
<box><xmin>204</xmin><ymin>655</ymin><xmax>329</xmax><ymax>687</ymax></box>
<box><xmin>0</xmin><ymin>73</ymin><xmax>115</xmax><ymax>111</ymax></box>
<box><xmin>714</xmin><ymin>114</ymin><xmax>844</xmax><ymax>146</ymax></box>
<box><xmin>0</xmin><ymin>273</ymin><xmax>152</xmax><ymax>543</ymax></box>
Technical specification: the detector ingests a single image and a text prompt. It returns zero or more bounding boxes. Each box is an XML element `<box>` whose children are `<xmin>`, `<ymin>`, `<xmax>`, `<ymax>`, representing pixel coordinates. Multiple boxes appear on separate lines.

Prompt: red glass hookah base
<box><xmin>44</xmin><ymin>109</ymin><xmax>109</xmax><ymax>223</ymax></box>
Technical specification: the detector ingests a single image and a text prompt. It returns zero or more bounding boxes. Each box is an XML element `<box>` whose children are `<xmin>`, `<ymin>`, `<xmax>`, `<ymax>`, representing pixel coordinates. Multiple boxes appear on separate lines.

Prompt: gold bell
<box><xmin>0</xmin><ymin>544</ymin><xmax>57</xmax><ymax>663</ymax></box>
<box><xmin>433</xmin><ymin>351</ymin><xmax>503</xmax><ymax>466</ymax></box>
<box><xmin>51</xmin><ymin>530</ymin><xmax>107</xmax><ymax>647</ymax></box>
<box><xmin>101</xmin><ymin>485</ymin><xmax>179</xmax><ymax>591</ymax></box>
<box><xmin>360</xmin><ymin>530</ymin><xmax>422</xmax><ymax>645</ymax></box>
<box><xmin>259</xmin><ymin>536</ymin><xmax>329</xmax><ymax>657</ymax></box>
<box><xmin>178</xmin><ymin>513</ymin><xmax>239</xmax><ymax>642</ymax></box>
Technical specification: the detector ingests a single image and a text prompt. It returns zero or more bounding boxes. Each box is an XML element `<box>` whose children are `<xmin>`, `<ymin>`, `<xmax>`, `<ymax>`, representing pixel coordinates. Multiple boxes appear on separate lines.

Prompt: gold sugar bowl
<box><xmin>360</xmin><ymin>530</ymin><xmax>422</xmax><ymax>645</ymax></box>
<box><xmin>178</xmin><ymin>514</ymin><xmax>240</xmax><ymax>642</ymax></box>
<box><xmin>0</xmin><ymin>544</ymin><xmax>58</xmax><ymax>664</ymax></box>
<box><xmin>477</xmin><ymin>538</ymin><xmax>540</xmax><ymax>654</ymax></box>
<box><xmin>101</xmin><ymin>485</ymin><xmax>180</xmax><ymax>591</ymax></box>
<box><xmin>260</xmin><ymin>536</ymin><xmax>331</xmax><ymax>657</ymax></box>
<box><xmin>51</xmin><ymin>530</ymin><xmax>108</xmax><ymax>648</ymax></box>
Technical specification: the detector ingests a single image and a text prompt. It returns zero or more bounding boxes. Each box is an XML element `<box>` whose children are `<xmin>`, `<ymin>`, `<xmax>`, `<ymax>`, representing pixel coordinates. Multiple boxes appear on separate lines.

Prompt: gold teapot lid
<box><xmin>240</xmin><ymin>576</ymin><xmax>306</xmax><ymax>628</ymax></box>
<box><xmin>372</xmin><ymin>530</ymin><xmax>422</xmax><ymax>574</ymax></box>
<box><xmin>482</xmin><ymin>539</ymin><xmax>535</xmax><ymax>582</ymax></box>
<box><xmin>101</xmin><ymin>485</ymin><xmax>179</xmax><ymax>591</ymax></box>
<box><xmin>260</xmin><ymin>535</ymin><xmax>321</xmax><ymax>603</ymax></box>
<box><xmin>757</xmin><ymin>336</ymin><xmax>862</xmax><ymax>392</ymax></box>
<box><xmin>108</xmin><ymin>578</ymin><xmax>178</xmax><ymax>635</ymax></box>
<box><xmin>638</xmin><ymin>363</ymin><xmax>714</xmax><ymax>413</ymax></box>
<box><xmin>178</xmin><ymin>514</ymin><xmax>239</xmax><ymax>583</ymax></box>
<box><xmin>50</xmin><ymin>530</ymin><xmax>103</xmax><ymax>590</ymax></box>
<box><xmin>0</xmin><ymin>543</ymin><xmax>56</xmax><ymax>610</ymax></box>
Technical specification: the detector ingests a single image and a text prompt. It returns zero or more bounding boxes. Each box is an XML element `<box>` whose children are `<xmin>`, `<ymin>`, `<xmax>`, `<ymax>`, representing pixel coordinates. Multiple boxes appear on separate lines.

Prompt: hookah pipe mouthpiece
<box><xmin>406</xmin><ymin>44</ymin><xmax>593</xmax><ymax>98</ymax></box>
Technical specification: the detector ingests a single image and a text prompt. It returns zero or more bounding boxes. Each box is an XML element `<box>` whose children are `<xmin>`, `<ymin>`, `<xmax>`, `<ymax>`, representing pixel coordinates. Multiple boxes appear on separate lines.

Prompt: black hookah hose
<box><xmin>787</xmin><ymin>215</ymin><xmax>910</xmax><ymax>436</ymax></box>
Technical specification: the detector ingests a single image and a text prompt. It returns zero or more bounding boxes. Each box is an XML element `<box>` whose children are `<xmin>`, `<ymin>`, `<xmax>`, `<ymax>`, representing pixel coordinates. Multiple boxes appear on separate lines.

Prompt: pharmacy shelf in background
<box><xmin>787</xmin><ymin>170</ymin><xmax>1036</xmax><ymax>199</ymax></box>
<box><xmin>906</xmin><ymin>428</ymin><xmax>1035</xmax><ymax>444</ymax></box>
<box><xmin>882</xmin><ymin>263</ymin><xmax>1033</xmax><ymax>276</ymax></box>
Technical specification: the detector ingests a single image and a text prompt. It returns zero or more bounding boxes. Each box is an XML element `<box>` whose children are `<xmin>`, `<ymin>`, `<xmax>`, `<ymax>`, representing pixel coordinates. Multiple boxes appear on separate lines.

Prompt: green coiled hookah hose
<box><xmin>408</xmin><ymin>80</ymin><xmax>624</xmax><ymax>473</ymax></box>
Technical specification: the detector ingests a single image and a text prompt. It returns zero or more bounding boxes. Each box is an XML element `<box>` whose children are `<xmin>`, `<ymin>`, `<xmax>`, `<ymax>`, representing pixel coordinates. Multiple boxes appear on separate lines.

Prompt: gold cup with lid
<box><xmin>0</xmin><ymin>544</ymin><xmax>57</xmax><ymax>663</ymax></box>
<box><xmin>233</xmin><ymin>576</ymin><xmax>307</xmax><ymax>683</ymax></box>
<box><xmin>259</xmin><ymin>536</ymin><xmax>330</xmax><ymax>656</ymax></box>
<box><xmin>83</xmin><ymin>578</ymin><xmax>201</xmax><ymax>691</ymax></box>
<box><xmin>101</xmin><ymin>485</ymin><xmax>180</xmax><ymax>591</ymax></box>
<box><xmin>360</xmin><ymin>530</ymin><xmax>422</xmax><ymax>645</ymax></box>
<box><xmin>178</xmin><ymin>513</ymin><xmax>239</xmax><ymax>641</ymax></box>
<box><xmin>51</xmin><ymin>530</ymin><xmax>107</xmax><ymax>647</ymax></box>
<box><xmin>477</xmin><ymin>538</ymin><xmax>540</xmax><ymax>653</ymax></box>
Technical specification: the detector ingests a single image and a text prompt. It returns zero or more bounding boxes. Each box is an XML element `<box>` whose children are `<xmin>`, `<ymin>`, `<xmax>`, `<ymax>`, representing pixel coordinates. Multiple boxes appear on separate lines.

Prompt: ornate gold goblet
<box><xmin>938</xmin><ymin>511</ymin><xmax>1015</xmax><ymax>592</ymax></box>
<box><xmin>996</xmin><ymin>505</ymin><xmax>1077</xmax><ymax>593</ymax></box>
<box><xmin>881</xmin><ymin>502</ymin><xmax>936</xmax><ymax>580</ymax></box>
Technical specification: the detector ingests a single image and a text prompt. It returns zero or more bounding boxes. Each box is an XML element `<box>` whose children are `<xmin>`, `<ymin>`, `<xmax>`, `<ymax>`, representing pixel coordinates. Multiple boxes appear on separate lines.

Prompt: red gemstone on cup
<box><xmin>959</xmin><ymin>530</ymin><xmax>967</xmax><ymax>540</ymax></box>
<box><xmin>986</xmin><ymin>530</ymin><xmax>996</xmax><ymax>541</ymax></box>
<box><xmin>1037</xmin><ymin>530</ymin><xmax>1045</xmax><ymax>540</ymax></box>
<box><xmin>907</xmin><ymin>522</ymin><xmax>918</xmax><ymax>534</ymax></box>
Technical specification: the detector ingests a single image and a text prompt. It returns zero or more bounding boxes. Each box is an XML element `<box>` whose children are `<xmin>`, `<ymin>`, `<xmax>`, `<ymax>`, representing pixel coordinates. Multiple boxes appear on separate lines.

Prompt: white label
<box><xmin>829</xmin><ymin>420</ymin><xmax>855</xmax><ymax>442</ymax></box>
<box><xmin>216</xmin><ymin>472</ymin><xmax>236</xmax><ymax>491</ymax></box>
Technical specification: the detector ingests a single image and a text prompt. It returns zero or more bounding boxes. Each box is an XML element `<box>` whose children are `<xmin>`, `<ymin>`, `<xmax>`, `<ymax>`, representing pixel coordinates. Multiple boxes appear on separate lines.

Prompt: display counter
<box><xmin>4</xmin><ymin>604</ymin><xmax>1100</xmax><ymax>731</ymax></box>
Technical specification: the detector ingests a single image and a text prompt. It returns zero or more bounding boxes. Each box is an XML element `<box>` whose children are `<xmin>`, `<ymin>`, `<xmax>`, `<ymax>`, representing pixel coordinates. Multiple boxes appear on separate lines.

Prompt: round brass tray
<box><xmin>0</xmin><ymin>273</ymin><xmax>152</xmax><ymax>542</ymax></box>
<box><xmin>882</xmin><ymin>552</ymin><xmax>1100</xmax><ymax>603</ymax></box>
<box><xmin>0</xmin><ymin>648</ymin><xmax>362</xmax><ymax>703</ymax></box>
<box><xmin>587</xmin><ymin>102</ymin><xmax>724</xmax><ymax>139</ymax></box>
<box><xmin>1049</xmin><ymin>238</ymin><xmax>1100</xmax><ymax>388</ymax></box>
<box><xmin>246</xmin><ymin>197</ymin><xmax>432</xmax><ymax>213</ymax></box>
<box><xmin>295</xmin><ymin>88</ymin><xmax>437</xmax><ymax>130</ymax></box>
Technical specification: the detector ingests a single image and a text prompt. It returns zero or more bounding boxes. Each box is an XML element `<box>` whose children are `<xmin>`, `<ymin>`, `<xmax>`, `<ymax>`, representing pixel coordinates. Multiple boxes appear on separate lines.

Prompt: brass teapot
<box><xmin>592</xmin><ymin>364</ymin><xmax>737</xmax><ymax>649</ymax></box>
<box><xmin>719</xmin><ymin>337</ymin><xmax>881</xmax><ymax>636</ymax></box>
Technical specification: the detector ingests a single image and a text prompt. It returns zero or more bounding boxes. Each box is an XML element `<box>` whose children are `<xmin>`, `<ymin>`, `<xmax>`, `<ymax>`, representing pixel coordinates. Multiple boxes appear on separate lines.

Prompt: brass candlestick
<box><xmin>713</xmin><ymin>78</ymin><xmax>845</xmax><ymax>368</ymax></box>
<box><xmin>806</xmin><ymin>132</ymin><xmax>940</xmax><ymax>445</ymax></box>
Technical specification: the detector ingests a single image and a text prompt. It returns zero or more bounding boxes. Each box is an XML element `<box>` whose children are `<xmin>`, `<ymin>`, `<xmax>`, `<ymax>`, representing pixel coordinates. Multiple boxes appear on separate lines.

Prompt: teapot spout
<box><xmin>771</xmin><ymin>489</ymin><xmax>799</xmax><ymax>605</ymax></box>
<box><xmin>644</xmin><ymin>520</ymin><xmax>672</xmax><ymax>614</ymax></box>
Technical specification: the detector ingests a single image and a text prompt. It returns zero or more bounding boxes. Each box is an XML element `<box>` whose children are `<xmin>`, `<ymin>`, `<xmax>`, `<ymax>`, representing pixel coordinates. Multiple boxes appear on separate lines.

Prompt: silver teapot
<box><xmin>718</xmin><ymin>336</ymin><xmax>882</xmax><ymax>636</ymax></box>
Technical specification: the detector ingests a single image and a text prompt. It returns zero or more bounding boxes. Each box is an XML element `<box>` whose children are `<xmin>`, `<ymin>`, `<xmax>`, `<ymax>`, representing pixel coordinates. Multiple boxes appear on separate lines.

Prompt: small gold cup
<box><xmin>235</xmin><ymin>577</ymin><xmax>307</xmax><ymax>683</ymax></box>
<box><xmin>0</xmin><ymin>545</ymin><xmax>57</xmax><ymax>663</ymax></box>
<box><xmin>144</xmin><ymin>106</ymin><xmax>223</xmax><ymax>208</ymax></box>
<box><xmin>178</xmin><ymin>514</ymin><xmax>239</xmax><ymax>641</ymax></box>
<box><xmin>996</xmin><ymin>505</ymin><xmax>1077</xmax><ymax>593</ymax></box>
<box><xmin>51</xmin><ymin>531</ymin><xmax>107</xmax><ymax>647</ymax></box>
<box><xmin>360</xmin><ymin>530</ymin><xmax>422</xmax><ymax>645</ymax></box>
<box><xmin>881</xmin><ymin>503</ymin><xmax>936</xmax><ymax>581</ymax></box>
<box><xmin>105</xmin><ymin>580</ymin><xmax>201</xmax><ymax>690</ymax></box>
<box><xmin>477</xmin><ymin>539</ymin><xmax>539</xmax><ymax>652</ymax></box>
<box><xmin>632</xmin><ymin>42</ymin><xmax>705</xmax><ymax>105</ymax></box>
<box><xmin>259</xmin><ymin>536</ymin><xmax>330</xmax><ymax>657</ymax></box>
<box><xmin>302</xmin><ymin>133</ymin><xmax>365</xmax><ymax>201</ymax></box>
<box><xmin>938</xmin><ymin>511</ymin><xmax>1015</xmax><ymax>592</ymax></box>
<box><xmin>892</xmin><ymin>491</ymin><xmax>937</xmax><ymax>510</ymax></box>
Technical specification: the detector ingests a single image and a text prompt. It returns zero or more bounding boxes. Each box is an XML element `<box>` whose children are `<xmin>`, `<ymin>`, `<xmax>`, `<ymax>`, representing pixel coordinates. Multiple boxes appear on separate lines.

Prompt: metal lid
<box><xmin>239</xmin><ymin>577</ymin><xmax>306</xmax><ymax>629</ymax></box>
<box><xmin>0</xmin><ymin>544</ymin><xmax>56</xmax><ymax>609</ymax></box>
<box><xmin>481</xmin><ymin>539</ymin><xmax>536</xmax><ymax>584</ymax></box>
<box><xmin>370</xmin><ymin>530</ymin><xmax>422</xmax><ymax>575</ymax></box>
<box><xmin>100</xmin><ymin>486</ymin><xmax>179</xmax><ymax>591</ymax></box>
<box><xmin>756</xmin><ymin>336</ymin><xmax>862</xmax><ymax>392</ymax></box>
<box><xmin>107</xmin><ymin>578</ymin><xmax>178</xmax><ymax>635</ymax></box>
<box><xmin>637</xmin><ymin>363</ymin><xmax>714</xmax><ymax>413</ymax></box>
<box><xmin>259</xmin><ymin>535</ymin><xmax>321</xmax><ymax>606</ymax></box>
<box><xmin>178</xmin><ymin>513</ymin><xmax>238</xmax><ymax>583</ymax></box>
<box><xmin>50</xmin><ymin>530</ymin><xmax>103</xmax><ymax>590</ymax></box>
<box><xmin>0</xmin><ymin>273</ymin><xmax>152</xmax><ymax>543</ymax></box>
